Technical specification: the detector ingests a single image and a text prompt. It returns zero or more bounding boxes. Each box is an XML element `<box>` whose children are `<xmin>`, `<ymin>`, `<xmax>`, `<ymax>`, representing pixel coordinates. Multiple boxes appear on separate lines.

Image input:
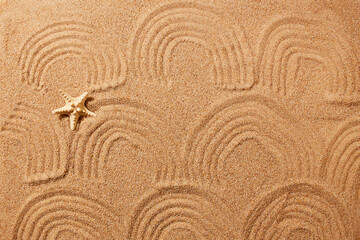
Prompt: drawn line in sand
<box><xmin>19</xmin><ymin>21</ymin><xmax>127</xmax><ymax>92</ymax></box>
<box><xmin>130</xmin><ymin>2</ymin><xmax>254</xmax><ymax>89</ymax></box>
<box><xmin>257</xmin><ymin>16</ymin><xmax>360</xmax><ymax>100</ymax></box>
<box><xmin>128</xmin><ymin>185</ymin><xmax>237</xmax><ymax>240</ymax></box>
<box><xmin>321</xmin><ymin>119</ymin><xmax>360</xmax><ymax>198</ymax></box>
<box><xmin>0</xmin><ymin>102</ymin><xmax>68</xmax><ymax>184</ymax></box>
<box><xmin>243</xmin><ymin>182</ymin><xmax>353</xmax><ymax>239</ymax></box>
<box><xmin>13</xmin><ymin>189</ymin><xmax>120</xmax><ymax>240</ymax></box>
<box><xmin>181</xmin><ymin>96</ymin><xmax>316</xmax><ymax>185</ymax></box>
<box><xmin>70</xmin><ymin>98</ymin><xmax>178</xmax><ymax>182</ymax></box>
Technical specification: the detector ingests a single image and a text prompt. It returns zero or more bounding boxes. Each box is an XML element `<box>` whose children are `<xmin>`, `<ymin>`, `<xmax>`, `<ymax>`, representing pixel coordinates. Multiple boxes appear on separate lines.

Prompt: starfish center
<box><xmin>52</xmin><ymin>90</ymin><xmax>96</xmax><ymax>130</ymax></box>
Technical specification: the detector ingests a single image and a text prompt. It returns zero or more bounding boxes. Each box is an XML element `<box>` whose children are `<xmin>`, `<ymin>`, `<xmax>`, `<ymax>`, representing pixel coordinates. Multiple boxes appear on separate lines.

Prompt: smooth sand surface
<box><xmin>0</xmin><ymin>0</ymin><xmax>360</xmax><ymax>239</ymax></box>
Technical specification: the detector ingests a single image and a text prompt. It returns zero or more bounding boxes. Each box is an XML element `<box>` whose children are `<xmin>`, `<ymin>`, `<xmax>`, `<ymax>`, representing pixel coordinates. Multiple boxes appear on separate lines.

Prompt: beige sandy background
<box><xmin>0</xmin><ymin>0</ymin><xmax>360</xmax><ymax>239</ymax></box>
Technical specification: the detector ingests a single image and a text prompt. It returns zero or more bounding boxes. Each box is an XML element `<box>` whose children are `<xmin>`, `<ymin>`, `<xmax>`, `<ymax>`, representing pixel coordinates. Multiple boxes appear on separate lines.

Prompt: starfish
<box><xmin>52</xmin><ymin>90</ymin><xmax>96</xmax><ymax>130</ymax></box>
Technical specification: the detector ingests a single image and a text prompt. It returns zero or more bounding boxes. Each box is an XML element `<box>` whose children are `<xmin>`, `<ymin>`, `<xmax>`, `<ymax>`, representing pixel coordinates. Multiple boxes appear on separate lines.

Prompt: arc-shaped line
<box><xmin>157</xmin><ymin>221</ymin><xmax>204</xmax><ymax>240</ymax></box>
<box><xmin>19</xmin><ymin>21</ymin><xmax>127</xmax><ymax>92</ymax></box>
<box><xmin>0</xmin><ymin>102</ymin><xmax>68</xmax><ymax>184</ymax></box>
<box><xmin>76</xmin><ymin>120</ymin><xmax>155</xmax><ymax>179</ymax></box>
<box><xmin>19</xmin><ymin>22</ymin><xmax>93</xmax><ymax>90</ymax></box>
<box><xmin>40</xmin><ymin>219</ymin><xmax>97</xmax><ymax>240</ymax></box>
<box><xmin>128</xmin><ymin>185</ymin><xmax>237</xmax><ymax>240</ymax></box>
<box><xmin>321</xmin><ymin>119</ymin><xmax>360</xmax><ymax>198</ymax></box>
<box><xmin>257</xmin><ymin>16</ymin><xmax>359</xmax><ymax>99</ymax></box>
<box><xmin>182</xmin><ymin>96</ymin><xmax>316</xmax><ymax>185</ymax></box>
<box><xmin>70</xmin><ymin>98</ymin><xmax>177</xmax><ymax>182</ymax></box>
<box><xmin>19</xmin><ymin>21</ymin><xmax>93</xmax><ymax>67</ymax></box>
<box><xmin>130</xmin><ymin>2</ymin><xmax>254</xmax><ymax>89</ymax></box>
<box><xmin>8</xmin><ymin>107</ymin><xmax>52</xmax><ymax>176</ymax></box>
<box><xmin>242</xmin><ymin>182</ymin><xmax>353</xmax><ymax>239</ymax></box>
<box><xmin>13</xmin><ymin>189</ymin><xmax>120</xmax><ymax>240</ymax></box>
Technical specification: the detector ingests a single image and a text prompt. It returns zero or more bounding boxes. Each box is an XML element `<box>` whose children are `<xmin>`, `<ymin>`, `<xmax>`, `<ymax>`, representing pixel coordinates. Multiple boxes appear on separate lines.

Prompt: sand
<box><xmin>0</xmin><ymin>0</ymin><xmax>360</xmax><ymax>239</ymax></box>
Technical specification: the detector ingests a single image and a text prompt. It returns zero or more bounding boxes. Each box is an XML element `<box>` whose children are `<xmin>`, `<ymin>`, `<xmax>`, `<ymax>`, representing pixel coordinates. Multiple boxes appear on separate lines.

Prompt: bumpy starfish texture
<box><xmin>52</xmin><ymin>90</ymin><xmax>96</xmax><ymax>130</ymax></box>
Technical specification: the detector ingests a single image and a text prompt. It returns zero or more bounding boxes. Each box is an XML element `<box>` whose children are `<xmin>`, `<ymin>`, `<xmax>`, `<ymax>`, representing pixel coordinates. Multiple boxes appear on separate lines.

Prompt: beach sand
<box><xmin>0</xmin><ymin>0</ymin><xmax>360</xmax><ymax>239</ymax></box>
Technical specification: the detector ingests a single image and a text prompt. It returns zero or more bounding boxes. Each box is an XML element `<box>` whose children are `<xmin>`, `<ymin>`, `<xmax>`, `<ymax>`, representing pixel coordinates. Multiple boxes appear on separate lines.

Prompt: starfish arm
<box><xmin>74</xmin><ymin>92</ymin><xmax>89</xmax><ymax>105</ymax></box>
<box><xmin>59</xmin><ymin>90</ymin><xmax>74</xmax><ymax>104</ymax></box>
<box><xmin>84</xmin><ymin>108</ymin><xmax>96</xmax><ymax>117</ymax></box>
<box><xmin>69</xmin><ymin>114</ymin><xmax>79</xmax><ymax>131</ymax></box>
<box><xmin>52</xmin><ymin>106</ymin><xmax>72</xmax><ymax>115</ymax></box>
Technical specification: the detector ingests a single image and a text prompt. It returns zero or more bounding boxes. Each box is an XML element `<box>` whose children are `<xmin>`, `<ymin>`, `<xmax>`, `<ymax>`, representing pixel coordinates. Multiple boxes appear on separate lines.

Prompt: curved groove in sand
<box><xmin>257</xmin><ymin>16</ymin><xmax>359</xmax><ymax>100</ymax></box>
<box><xmin>19</xmin><ymin>21</ymin><xmax>126</xmax><ymax>92</ymax></box>
<box><xmin>182</xmin><ymin>96</ymin><xmax>316</xmax><ymax>185</ymax></box>
<box><xmin>70</xmin><ymin>100</ymin><xmax>176</xmax><ymax>181</ymax></box>
<box><xmin>242</xmin><ymin>182</ymin><xmax>353</xmax><ymax>239</ymax></box>
<box><xmin>13</xmin><ymin>189</ymin><xmax>119</xmax><ymax>240</ymax></box>
<box><xmin>321</xmin><ymin>119</ymin><xmax>360</xmax><ymax>197</ymax></box>
<box><xmin>130</xmin><ymin>2</ymin><xmax>254</xmax><ymax>89</ymax></box>
<box><xmin>257</xmin><ymin>17</ymin><xmax>360</xmax><ymax>100</ymax></box>
<box><xmin>0</xmin><ymin>102</ymin><xmax>68</xmax><ymax>184</ymax></box>
<box><xmin>128</xmin><ymin>185</ymin><xmax>236</xmax><ymax>240</ymax></box>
